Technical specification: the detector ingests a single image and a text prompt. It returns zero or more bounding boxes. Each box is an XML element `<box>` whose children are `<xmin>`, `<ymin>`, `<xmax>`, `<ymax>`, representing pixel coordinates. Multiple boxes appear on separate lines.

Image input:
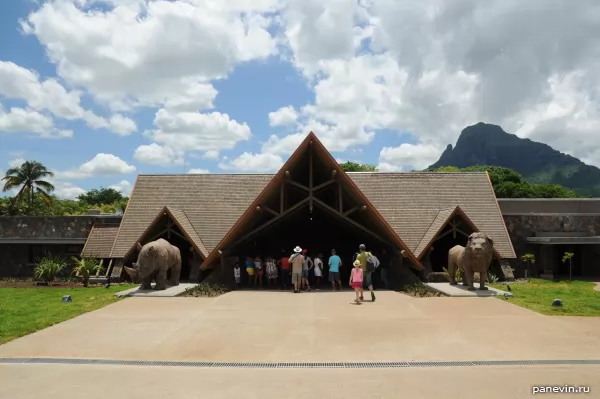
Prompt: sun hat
<box><xmin>353</xmin><ymin>259</ymin><xmax>361</xmax><ymax>267</ymax></box>
<box><xmin>293</xmin><ymin>246</ymin><xmax>302</xmax><ymax>253</ymax></box>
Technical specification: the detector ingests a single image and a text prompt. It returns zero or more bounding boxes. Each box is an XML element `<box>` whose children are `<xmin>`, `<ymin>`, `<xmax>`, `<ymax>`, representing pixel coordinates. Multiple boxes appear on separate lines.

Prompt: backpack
<box><xmin>366</xmin><ymin>253</ymin><xmax>380</xmax><ymax>272</ymax></box>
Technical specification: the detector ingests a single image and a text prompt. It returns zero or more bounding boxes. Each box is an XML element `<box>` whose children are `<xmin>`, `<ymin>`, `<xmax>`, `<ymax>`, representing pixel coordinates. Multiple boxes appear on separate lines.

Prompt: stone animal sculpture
<box><xmin>124</xmin><ymin>239</ymin><xmax>181</xmax><ymax>290</ymax></box>
<box><xmin>448</xmin><ymin>232</ymin><xmax>494</xmax><ymax>291</ymax></box>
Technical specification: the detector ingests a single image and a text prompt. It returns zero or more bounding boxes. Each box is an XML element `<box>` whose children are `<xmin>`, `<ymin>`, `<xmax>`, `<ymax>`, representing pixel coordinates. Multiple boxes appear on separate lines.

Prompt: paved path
<box><xmin>1</xmin><ymin>363</ymin><xmax>598</xmax><ymax>399</ymax></box>
<box><xmin>1</xmin><ymin>291</ymin><xmax>599</xmax><ymax>362</ymax></box>
<box><xmin>2</xmin><ymin>291</ymin><xmax>600</xmax><ymax>398</ymax></box>
<box><xmin>594</xmin><ymin>282</ymin><xmax>600</xmax><ymax>292</ymax></box>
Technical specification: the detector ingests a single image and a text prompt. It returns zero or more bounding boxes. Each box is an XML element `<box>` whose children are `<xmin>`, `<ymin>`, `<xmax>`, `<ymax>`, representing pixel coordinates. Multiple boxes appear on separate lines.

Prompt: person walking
<box><xmin>289</xmin><ymin>246</ymin><xmax>305</xmax><ymax>293</ymax></box>
<box><xmin>356</xmin><ymin>244</ymin><xmax>376</xmax><ymax>302</ymax></box>
<box><xmin>349</xmin><ymin>259</ymin><xmax>364</xmax><ymax>304</ymax></box>
<box><xmin>301</xmin><ymin>249</ymin><xmax>313</xmax><ymax>291</ymax></box>
<box><xmin>313</xmin><ymin>253</ymin><xmax>323</xmax><ymax>289</ymax></box>
<box><xmin>328</xmin><ymin>249</ymin><xmax>343</xmax><ymax>290</ymax></box>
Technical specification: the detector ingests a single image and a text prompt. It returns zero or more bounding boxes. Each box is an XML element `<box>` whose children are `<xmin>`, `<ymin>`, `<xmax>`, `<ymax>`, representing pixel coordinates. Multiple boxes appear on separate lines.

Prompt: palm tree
<box><xmin>2</xmin><ymin>160</ymin><xmax>55</xmax><ymax>214</ymax></box>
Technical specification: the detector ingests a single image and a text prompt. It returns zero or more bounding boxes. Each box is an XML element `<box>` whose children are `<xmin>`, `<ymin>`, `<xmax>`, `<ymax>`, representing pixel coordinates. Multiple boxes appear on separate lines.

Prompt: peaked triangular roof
<box><xmin>123</xmin><ymin>205</ymin><xmax>208</xmax><ymax>259</ymax></box>
<box><xmin>81</xmin><ymin>224</ymin><xmax>120</xmax><ymax>258</ymax></box>
<box><xmin>414</xmin><ymin>205</ymin><xmax>502</xmax><ymax>260</ymax></box>
<box><xmin>201</xmin><ymin>132</ymin><xmax>424</xmax><ymax>270</ymax></box>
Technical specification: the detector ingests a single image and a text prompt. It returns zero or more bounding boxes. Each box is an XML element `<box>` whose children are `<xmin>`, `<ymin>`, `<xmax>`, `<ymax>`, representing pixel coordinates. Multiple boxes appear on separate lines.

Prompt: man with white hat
<box><xmin>289</xmin><ymin>246</ymin><xmax>305</xmax><ymax>293</ymax></box>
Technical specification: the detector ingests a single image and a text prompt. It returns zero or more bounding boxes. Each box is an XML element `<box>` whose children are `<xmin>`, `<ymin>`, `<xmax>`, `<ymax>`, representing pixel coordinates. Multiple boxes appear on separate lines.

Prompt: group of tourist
<box><xmin>233</xmin><ymin>244</ymin><xmax>386</xmax><ymax>303</ymax></box>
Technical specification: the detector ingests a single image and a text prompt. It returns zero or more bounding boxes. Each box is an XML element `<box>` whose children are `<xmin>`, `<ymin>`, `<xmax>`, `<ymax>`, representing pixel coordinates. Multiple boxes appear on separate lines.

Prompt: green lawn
<box><xmin>490</xmin><ymin>278</ymin><xmax>600</xmax><ymax>316</ymax></box>
<box><xmin>0</xmin><ymin>285</ymin><xmax>135</xmax><ymax>345</ymax></box>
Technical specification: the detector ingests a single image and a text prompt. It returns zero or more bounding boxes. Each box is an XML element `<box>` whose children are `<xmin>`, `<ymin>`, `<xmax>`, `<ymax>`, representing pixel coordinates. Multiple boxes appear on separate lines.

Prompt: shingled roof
<box><xmin>110</xmin><ymin>174</ymin><xmax>272</xmax><ymax>258</ymax></box>
<box><xmin>81</xmin><ymin>225</ymin><xmax>120</xmax><ymax>258</ymax></box>
<box><xmin>101</xmin><ymin>135</ymin><xmax>515</xmax><ymax>263</ymax></box>
<box><xmin>348</xmin><ymin>172</ymin><xmax>516</xmax><ymax>259</ymax></box>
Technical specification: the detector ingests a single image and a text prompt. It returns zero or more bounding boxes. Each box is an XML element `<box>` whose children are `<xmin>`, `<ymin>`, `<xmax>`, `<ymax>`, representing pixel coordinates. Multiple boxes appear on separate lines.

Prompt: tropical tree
<box><xmin>2</xmin><ymin>161</ymin><xmax>55</xmax><ymax>214</ymax></box>
<box><xmin>77</xmin><ymin>187</ymin><xmax>125</xmax><ymax>206</ymax></box>
<box><xmin>561</xmin><ymin>252</ymin><xmax>575</xmax><ymax>281</ymax></box>
<box><xmin>339</xmin><ymin>161</ymin><xmax>378</xmax><ymax>172</ymax></box>
<box><xmin>520</xmin><ymin>253</ymin><xmax>535</xmax><ymax>280</ymax></box>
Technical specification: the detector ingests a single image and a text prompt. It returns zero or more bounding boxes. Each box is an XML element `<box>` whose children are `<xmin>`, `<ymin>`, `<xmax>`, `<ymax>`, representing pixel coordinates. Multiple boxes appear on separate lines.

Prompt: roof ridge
<box><xmin>414</xmin><ymin>206</ymin><xmax>459</xmax><ymax>256</ymax></box>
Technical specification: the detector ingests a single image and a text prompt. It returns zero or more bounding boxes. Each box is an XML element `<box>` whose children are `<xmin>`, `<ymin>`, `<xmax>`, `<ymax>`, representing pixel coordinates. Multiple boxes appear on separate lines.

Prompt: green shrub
<box><xmin>34</xmin><ymin>254</ymin><xmax>66</xmax><ymax>283</ymax></box>
<box><xmin>183</xmin><ymin>282</ymin><xmax>229</xmax><ymax>297</ymax></box>
<box><xmin>71</xmin><ymin>257</ymin><xmax>105</xmax><ymax>287</ymax></box>
<box><xmin>442</xmin><ymin>266</ymin><xmax>462</xmax><ymax>282</ymax></box>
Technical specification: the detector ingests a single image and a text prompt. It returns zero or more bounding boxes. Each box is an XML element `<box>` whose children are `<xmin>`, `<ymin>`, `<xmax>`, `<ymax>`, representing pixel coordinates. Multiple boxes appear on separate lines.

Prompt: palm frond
<box><xmin>36</xmin><ymin>187</ymin><xmax>54</xmax><ymax>204</ymax></box>
<box><xmin>34</xmin><ymin>180</ymin><xmax>55</xmax><ymax>192</ymax></box>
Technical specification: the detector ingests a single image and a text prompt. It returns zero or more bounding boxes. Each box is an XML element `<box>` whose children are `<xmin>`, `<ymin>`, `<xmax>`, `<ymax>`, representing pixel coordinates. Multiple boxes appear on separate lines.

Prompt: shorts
<box><xmin>329</xmin><ymin>271</ymin><xmax>340</xmax><ymax>281</ymax></box>
<box><xmin>314</xmin><ymin>268</ymin><xmax>322</xmax><ymax>277</ymax></box>
<box><xmin>362</xmin><ymin>271</ymin><xmax>372</xmax><ymax>287</ymax></box>
<box><xmin>351</xmin><ymin>281</ymin><xmax>362</xmax><ymax>289</ymax></box>
<box><xmin>246</xmin><ymin>268</ymin><xmax>254</xmax><ymax>276</ymax></box>
<box><xmin>235</xmin><ymin>276</ymin><xmax>241</xmax><ymax>283</ymax></box>
<box><xmin>257</xmin><ymin>269</ymin><xmax>264</xmax><ymax>278</ymax></box>
<box><xmin>302</xmin><ymin>269</ymin><xmax>308</xmax><ymax>278</ymax></box>
<box><xmin>281</xmin><ymin>269</ymin><xmax>290</xmax><ymax>282</ymax></box>
<box><xmin>292</xmin><ymin>272</ymin><xmax>302</xmax><ymax>284</ymax></box>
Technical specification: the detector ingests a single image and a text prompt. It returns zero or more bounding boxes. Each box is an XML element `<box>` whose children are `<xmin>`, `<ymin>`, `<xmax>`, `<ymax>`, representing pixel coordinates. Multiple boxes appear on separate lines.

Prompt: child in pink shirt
<box><xmin>349</xmin><ymin>260</ymin><xmax>364</xmax><ymax>304</ymax></box>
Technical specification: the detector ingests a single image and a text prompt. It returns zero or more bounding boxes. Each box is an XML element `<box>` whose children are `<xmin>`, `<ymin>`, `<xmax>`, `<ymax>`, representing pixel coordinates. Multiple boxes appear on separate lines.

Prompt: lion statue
<box><xmin>448</xmin><ymin>232</ymin><xmax>494</xmax><ymax>291</ymax></box>
<box><xmin>124</xmin><ymin>239</ymin><xmax>181</xmax><ymax>290</ymax></box>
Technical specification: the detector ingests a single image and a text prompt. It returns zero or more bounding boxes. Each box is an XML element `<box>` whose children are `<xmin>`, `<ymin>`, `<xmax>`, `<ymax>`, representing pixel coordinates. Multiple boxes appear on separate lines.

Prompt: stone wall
<box><xmin>0</xmin><ymin>215</ymin><xmax>121</xmax><ymax>278</ymax></box>
<box><xmin>503</xmin><ymin>214</ymin><xmax>600</xmax><ymax>277</ymax></box>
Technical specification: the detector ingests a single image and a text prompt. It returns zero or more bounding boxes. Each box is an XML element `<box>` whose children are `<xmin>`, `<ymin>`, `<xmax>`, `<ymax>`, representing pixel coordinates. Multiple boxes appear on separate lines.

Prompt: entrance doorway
<box><xmin>229</xmin><ymin>205</ymin><xmax>392</xmax><ymax>288</ymax></box>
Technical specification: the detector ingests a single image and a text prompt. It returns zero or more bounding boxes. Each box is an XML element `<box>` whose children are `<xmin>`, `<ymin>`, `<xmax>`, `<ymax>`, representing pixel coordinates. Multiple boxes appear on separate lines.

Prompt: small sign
<box><xmin>62</xmin><ymin>295</ymin><xmax>72</xmax><ymax>303</ymax></box>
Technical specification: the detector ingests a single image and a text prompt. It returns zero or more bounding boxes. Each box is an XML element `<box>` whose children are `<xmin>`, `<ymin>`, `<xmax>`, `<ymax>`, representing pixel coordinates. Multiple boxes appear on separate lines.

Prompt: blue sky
<box><xmin>1</xmin><ymin>0</ymin><xmax>599</xmax><ymax>198</ymax></box>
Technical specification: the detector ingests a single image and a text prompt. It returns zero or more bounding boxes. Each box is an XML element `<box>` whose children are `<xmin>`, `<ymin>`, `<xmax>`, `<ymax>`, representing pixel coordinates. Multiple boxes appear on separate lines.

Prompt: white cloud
<box><xmin>219</xmin><ymin>152</ymin><xmax>283</xmax><ymax>172</ymax></box>
<box><xmin>21</xmin><ymin>0</ymin><xmax>279</xmax><ymax>111</ymax></box>
<box><xmin>0</xmin><ymin>105</ymin><xmax>72</xmax><ymax>138</ymax></box>
<box><xmin>145</xmin><ymin>108</ymin><xmax>252</xmax><ymax>153</ymax></box>
<box><xmin>187</xmin><ymin>168</ymin><xmax>210</xmax><ymax>174</ymax></box>
<box><xmin>52</xmin><ymin>181</ymin><xmax>86</xmax><ymax>200</ymax></box>
<box><xmin>0</xmin><ymin>61</ymin><xmax>136</xmax><ymax>135</ymax></box>
<box><xmin>58</xmin><ymin>153</ymin><xmax>136</xmax><ymax>179</ymax></box>
<box><xmin>8</xmin><ymin>158</ymin><xmax>26</xmax><ymax>168</ymax></box>
<box><xmin>109</xmin><ymin>180</ymin><xmax>133</xmax><ymax>196</ymax></box>
<box><xmin>133</xmin><ymin>143</ymin><xmax>184</xmax><ymax>166</ymax></box>
<box><xmin>269</xmin><ymin>0</ymin><xmax>600</xmax><ymax>167</ymax></box>
<box><xmin>378</xmin><ymin>143</ymin><xmax>443</xmax><ymax>172</ymax></box>
<box><xmin>268</xmin><ymin>106</ymin><xmax>298</xmax><ymax>127</ymax></box>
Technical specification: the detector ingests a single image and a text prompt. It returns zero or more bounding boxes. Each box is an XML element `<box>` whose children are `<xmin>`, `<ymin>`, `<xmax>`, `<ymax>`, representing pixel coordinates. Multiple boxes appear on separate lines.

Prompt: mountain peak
<box><xmin>429</xmin><ymin>123</ymin><xmax>600</xmax><ymax>196</ymax></box>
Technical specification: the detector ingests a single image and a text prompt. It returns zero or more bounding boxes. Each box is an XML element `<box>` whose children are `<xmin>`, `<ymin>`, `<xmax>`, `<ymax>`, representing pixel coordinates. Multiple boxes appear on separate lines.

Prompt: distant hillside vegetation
<box><xmin>429</xmin><ymin>122</ymin><xmax>600</xmax><ymax>197</ymax></box>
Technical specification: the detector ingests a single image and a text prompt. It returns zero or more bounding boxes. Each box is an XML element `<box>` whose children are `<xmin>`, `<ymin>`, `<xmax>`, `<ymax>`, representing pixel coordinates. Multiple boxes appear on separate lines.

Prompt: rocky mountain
<box><xmin>429</xmin><ymin>122</ymin><xmax>600</xmax><ymax>197</ymax></box>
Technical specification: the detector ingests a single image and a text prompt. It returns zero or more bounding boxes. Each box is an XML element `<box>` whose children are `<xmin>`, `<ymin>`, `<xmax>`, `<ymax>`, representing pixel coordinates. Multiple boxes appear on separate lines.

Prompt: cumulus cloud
<box><xmin>20</xmin><ymin>0</ymin><xmax>279</xmax><ymax>110</ymax></box>
<box><xmin>10</xmin><ymin>0</ymin><xmax>600</xmax><ymax>172</ymax></box>
<box><xmin>219</xmin><ymin>152</ymin><xmax>284</xmax><ymax>172</ymax></box>
<box><xmin>58</xmin><ymin>153</ymin><xmax>136</xmax><ymax>179</ymax></box>
<box><xmin>187</xmin><ymin>168</ymin><xmax>210</xmax><ymax>174</ymax></box>
<box><xmin>144</xmin><ymin>108</ymin><xmax>252</xmax><ymax>153</ymax></box>
<box><xmin>133</xmin><ymin>143</ymin><xmax>184</xmax><ymax>166</ymax></box>
<box><xmin>269</xmin><ymin>0</ymin><xmax>600</xmax><ymax>167</ymax></box>
<box><xmin>378</xmin><ymin>143</ymin><xmax>442</xmax><ymax>172</ymax></box>
<box><xmin>109</xmin><ymin>180</ymin><xmax>133</xmax><ymax>196</ymax></box>
<box><xmin>0</xmin><ymin>105</ymin><xmax>72</xmax><ymax>138</ymax></box>
<box><xmin>0</xmin><ymin>61</ymin><xmax>136</xmax><ymax>135</ymax></box>
<box><xmin>268</xmin><ymin>106</ymin><xmax>298</xmax><ymax>127</ymax></box>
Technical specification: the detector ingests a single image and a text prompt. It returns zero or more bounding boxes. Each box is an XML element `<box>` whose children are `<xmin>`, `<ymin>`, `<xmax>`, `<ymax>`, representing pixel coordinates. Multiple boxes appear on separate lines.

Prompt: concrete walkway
<box><xmin>2</xmin><ymin>291</ymin><xmax>599</xmax><ymax>398</ymax></box>
<box><xmin>426</xmin><ymin>282</ymin><xmax>513</xmax><ymax>297</ymax></box>
<box><xmin>1</xmin><ymin>363</ymin><xmax>598</xmax><ymax>399</ymax></box>
<box><xmin>114</xmin><ymin>283</ymin><xmax>197</xmax><ymax>297</ymax></box>
<box><xmin>1</xmin><ymin>291</ymin><xmax>599</xmax><ymax>362</ymax></box>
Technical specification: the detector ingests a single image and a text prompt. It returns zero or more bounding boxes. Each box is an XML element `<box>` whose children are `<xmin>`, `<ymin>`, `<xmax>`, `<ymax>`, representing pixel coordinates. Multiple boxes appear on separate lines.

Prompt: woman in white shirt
<box><xmin>313</xmin><ymin>254</ymin><xmax>323</xmax><ymax>290</ymax></box>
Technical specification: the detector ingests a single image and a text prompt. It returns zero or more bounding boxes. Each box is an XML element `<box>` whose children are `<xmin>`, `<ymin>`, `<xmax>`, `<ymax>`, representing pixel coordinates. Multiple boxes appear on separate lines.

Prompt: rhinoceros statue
<box><xmin>124</xmin><ymin>238</ymin><xmax>181</xmax><ymax>290</ymax></box>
